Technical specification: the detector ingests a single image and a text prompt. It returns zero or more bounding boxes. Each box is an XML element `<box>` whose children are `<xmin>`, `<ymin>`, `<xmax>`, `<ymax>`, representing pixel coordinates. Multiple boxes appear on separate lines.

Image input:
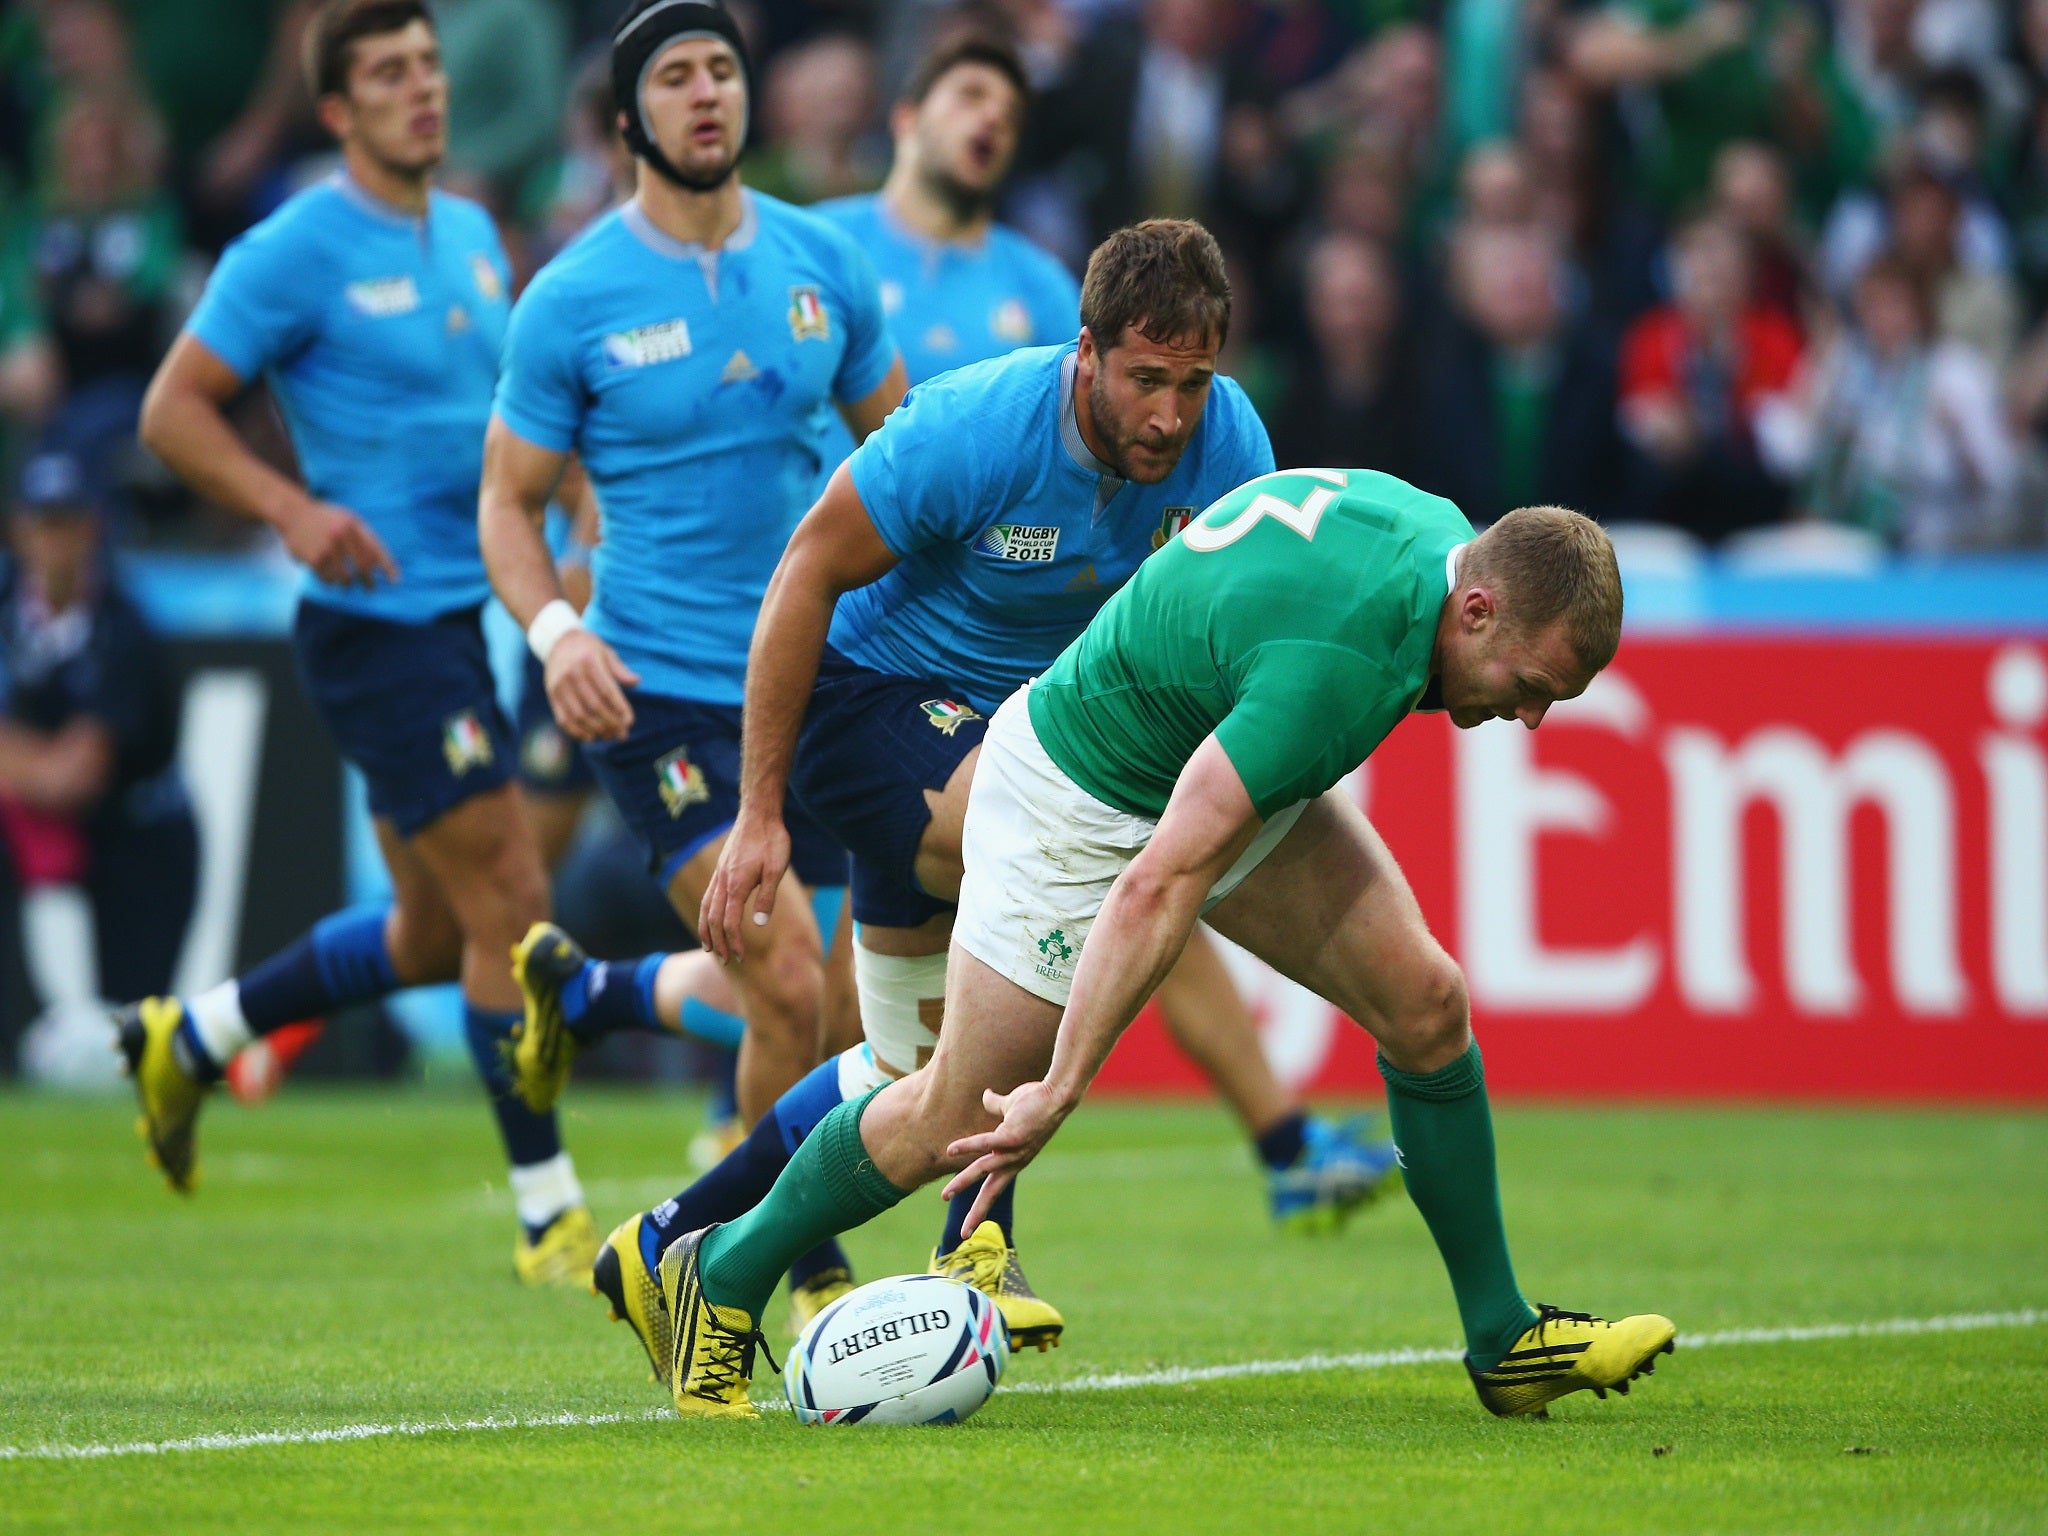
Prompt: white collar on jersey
<box><xmin>622</xmin><ymin>190</ymin><xmax>758</xmax><ymax>300</ymax></box>
<box><xmin>621</xmin><ymin>189</ymin><xmax>759</xmax><ymax>259</ymax></box>
<box><xmin>1444</xmin><ymin>541</ymin><xmax>1466</xmax><ymax>598</ymax></box>
<box><xmin>331</xmin><ymin>170</ymin><xmax>427</xmax><ymax>229</ymax></box>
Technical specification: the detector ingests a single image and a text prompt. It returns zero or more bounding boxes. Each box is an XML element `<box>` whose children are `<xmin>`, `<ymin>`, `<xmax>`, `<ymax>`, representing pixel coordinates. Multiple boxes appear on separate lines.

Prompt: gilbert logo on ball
<box><xmin>786</xmin><ymin>1274</ymin><xmax>1006</xmax><ymax>1426</ymax></box>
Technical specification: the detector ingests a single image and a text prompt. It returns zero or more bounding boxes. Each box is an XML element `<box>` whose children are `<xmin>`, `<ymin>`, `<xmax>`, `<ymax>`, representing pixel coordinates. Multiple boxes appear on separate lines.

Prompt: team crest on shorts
<box><xmin>521</xmin><ymin>721</ymin><xmax>573</xmax><ymax>784</ymax></box>
<box><xmin>1033</xmin><ymin>927</ymin><xmax>1075</xmax><ymax>983</ymax></box>
<box><xmin>1152</xmin><ymin>507</ymin><xmax>1197</xmax><ymax>551</ymax></box>
<box><xmin>442</xmin><ymin>709</ymin><xmax>495</xmax><ymax>775</ymax></box>
<box><xmin>788</xmin><ymin>286</ymin><xmax>831</xmax><ymax>342</ymax></box>
<box><xmin>920</xmin><ymin>699</ymin><xmax>981</xmax><ymax>735</ymax></box>
<box><xmin>655</xmin><ymin>746</ymin><xmax>710</xmax><ymax>818</ymax></box>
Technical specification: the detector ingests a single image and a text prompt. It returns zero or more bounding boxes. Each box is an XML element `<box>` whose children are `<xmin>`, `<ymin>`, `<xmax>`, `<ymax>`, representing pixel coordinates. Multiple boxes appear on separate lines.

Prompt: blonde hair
<box><xmin>1463</xmin><ymin>506</ymin><xmax>1623</xmax><ymax>671</ymax></box>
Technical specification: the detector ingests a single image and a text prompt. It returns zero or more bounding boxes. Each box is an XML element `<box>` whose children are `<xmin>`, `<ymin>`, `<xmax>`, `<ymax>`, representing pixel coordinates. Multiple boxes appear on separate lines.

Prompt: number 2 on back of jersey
<box><xmin>1181</xmin><ymin>469</ymin><xmax>1348</xmax><ymax>552</ymax></box>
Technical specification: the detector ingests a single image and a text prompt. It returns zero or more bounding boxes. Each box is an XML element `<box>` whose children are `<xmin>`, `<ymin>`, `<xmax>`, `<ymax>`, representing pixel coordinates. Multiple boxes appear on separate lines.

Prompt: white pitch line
<box><xmin>3</xmin><ymin>1308</ymin><xmax>2039</xmax><ymax>1463</ymax></box>
<box><xmin>1008</xmin><ymin>1308</ymin><xmax>2047</xmax><ymax>1394</ymax></box>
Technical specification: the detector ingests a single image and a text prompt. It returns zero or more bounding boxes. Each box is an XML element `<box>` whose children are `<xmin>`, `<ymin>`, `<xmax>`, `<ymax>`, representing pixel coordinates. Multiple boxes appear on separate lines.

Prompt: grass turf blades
<box><xmin>1</xmin><ymin>1089</ymin><xmax>2043</xmax><ymax>1534</ymax></box>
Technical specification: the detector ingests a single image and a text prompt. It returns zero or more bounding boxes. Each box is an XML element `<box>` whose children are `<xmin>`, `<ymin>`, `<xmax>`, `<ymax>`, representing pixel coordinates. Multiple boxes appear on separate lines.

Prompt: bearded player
<box><xmin>807</xmin><ymin>42</ymin><xmax>1376</xmax><ymax>1250</ymax></box>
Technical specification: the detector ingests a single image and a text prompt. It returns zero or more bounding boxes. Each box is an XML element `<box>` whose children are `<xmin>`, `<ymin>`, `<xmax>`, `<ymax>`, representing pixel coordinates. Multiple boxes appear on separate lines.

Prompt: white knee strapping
<box><xmin>834</xmin><ymin>1041</ymin><xmax>893</xmax><ymax>1097</ymax></box>
<box><xmin>854</xmin><ymin>945</ymin><xmax>947</xmax><ymax>1077</ymax></box>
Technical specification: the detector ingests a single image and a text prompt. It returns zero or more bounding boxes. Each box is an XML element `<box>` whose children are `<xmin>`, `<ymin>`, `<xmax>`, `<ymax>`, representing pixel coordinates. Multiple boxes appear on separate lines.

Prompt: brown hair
<box><xmin>1079</xmin><ymin>219</ymin><xmax>1231</xmax><ymax>353</ymax></box>
<box><xmin>1464</xmin><ymin>505</ymin><xmax>1623</xmax><ymax>672</ymax></box>
<box><xmin>1855</xmin><ymin>251</ymin><xmax>1935</xmax><ymax>338</ymax></box>
<box><xmin>903</xmin><ymin>34</ymin><xmax>1028</xmax><ymax>109</ymax></box>
<box><xmin>304</xmin><ymin>0</ymin><xmax>433</xmax><ymax>101</ymax></box>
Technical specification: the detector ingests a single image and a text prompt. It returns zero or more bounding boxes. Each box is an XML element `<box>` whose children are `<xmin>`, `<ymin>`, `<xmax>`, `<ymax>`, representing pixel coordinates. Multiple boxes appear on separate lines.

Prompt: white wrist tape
<box><xmin>526</xmin><ymin>598</ymin><xmax>583</xmax><ymax>663</ymax></box>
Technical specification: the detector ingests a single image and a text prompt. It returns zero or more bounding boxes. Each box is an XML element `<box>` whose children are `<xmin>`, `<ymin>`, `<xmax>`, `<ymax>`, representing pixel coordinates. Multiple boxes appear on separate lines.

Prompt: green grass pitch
<box><xmin>2</xmin><ymin>1086</ymin><xmax>2044</xmax><ymax>1534</ymax></box>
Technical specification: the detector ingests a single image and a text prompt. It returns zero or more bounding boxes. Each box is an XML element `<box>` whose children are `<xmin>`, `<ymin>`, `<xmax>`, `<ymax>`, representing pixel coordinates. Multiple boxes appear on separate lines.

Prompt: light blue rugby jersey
<box><xmin>830</xmin><ymin>342</ymin><xmax>1275</xmax><ymax>714</ymax></box>
<box><xmin>812</xmin><ymin>193</ymin><xmax>1075</xmax><ymax>400</ymax></box>
<box><xmin>185</xmin><ymin>174</ymin><xmax>510</xmax><ymax>622</ymax></box>
<box><xmin>495</xmin><ymin>192</ymin><xmax>895</xmax><ymax>705</ymax></box>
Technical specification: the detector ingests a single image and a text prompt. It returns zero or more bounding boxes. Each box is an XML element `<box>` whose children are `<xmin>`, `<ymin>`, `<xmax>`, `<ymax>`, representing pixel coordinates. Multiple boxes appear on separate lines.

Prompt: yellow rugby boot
<box><xmin>115</xmin><ymin>998</ymin><xmax>212</xmax><ymax>1194</ymax></box>
<box><xmin>1467</xmin><ymin>1304</ymin><xmax>1677</xmax><ymax>1417</ymax></box>
<box><xmin>509</xmin><ymin>922</ymin><xmax>586</xmax><ymax>1113</ymax></box>
<box><xmin>787</xmin><ymin>1264</ymin><xmax>856</xmax><ymax>1339</ymax></box>
<box><xmin>514</xmin><ymin>1204</ymin><xmax>601</xmax><ymax>1287</ymax></box>
<box><xmin>931</xmin><ymin>1220</ymin><xmax>1064</xmax><ymax>1353</ymax></box>
<box><xmin>658</xmin><ymin>1226</ymin><xmax>775</xmax><ymax>1419</ymax></box>
<box><xmin>591</xmin><ymin>1212</ymin><xmax>672</xmax><ymax>1383</ymax></box>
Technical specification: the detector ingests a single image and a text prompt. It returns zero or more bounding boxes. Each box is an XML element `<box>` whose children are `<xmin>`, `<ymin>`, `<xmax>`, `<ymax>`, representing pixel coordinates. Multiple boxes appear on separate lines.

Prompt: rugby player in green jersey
<box><xmin>657</xmin><ymin>468</ymin><xmax>1676</xmax><ymax>1419</ymax></box>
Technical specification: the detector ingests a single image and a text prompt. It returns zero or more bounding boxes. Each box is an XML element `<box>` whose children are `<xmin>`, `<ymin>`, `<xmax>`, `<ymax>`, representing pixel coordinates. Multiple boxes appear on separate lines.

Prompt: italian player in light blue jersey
<box><xmin>478</xmin><ymin>0</ymin><xmax>906</xmax><ymax>1340</ymax></box>
<box><xmin>522</xmin><ymin>56</ymin><xmax>1397</xmax><ymax>1375</ymax></box>
<box><xmin>120</xmin><ymin>0</ymin><xmax>596</xmax><ymax>1285</ymax></box>
<box><xmin>806</xmin><ymin>39</ymin><xmax>1079</xmax><ymax>473</ymax></box>
<box><xmin>538</xmin><ymin>221</ymin><xmax>1367</xmax><ymax>1393</ymax></box>
<box><xmin>805</xmin><ymin>38</ymin><xmax>1401</xmax><ymax>1279</ymax></box>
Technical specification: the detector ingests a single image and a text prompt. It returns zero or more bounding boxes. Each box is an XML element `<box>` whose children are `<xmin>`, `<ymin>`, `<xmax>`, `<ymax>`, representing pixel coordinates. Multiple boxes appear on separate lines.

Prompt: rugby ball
<box><xmin>786</xmin><ymin>1274</ymin><xmax>1006</xmax><ymax>1425</ymax></box>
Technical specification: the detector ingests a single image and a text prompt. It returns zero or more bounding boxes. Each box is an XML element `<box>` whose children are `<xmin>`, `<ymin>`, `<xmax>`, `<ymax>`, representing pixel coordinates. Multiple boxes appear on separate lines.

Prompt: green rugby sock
<box><xmin>1378</xmin><ymin>1042</ymin><xmax>1540</xmax><ymax>1370</ymax></box>
<box><xmin>696</xmin><ymin>1087</ymin><xmax>908</xmax><ymax>1320</ymax></box>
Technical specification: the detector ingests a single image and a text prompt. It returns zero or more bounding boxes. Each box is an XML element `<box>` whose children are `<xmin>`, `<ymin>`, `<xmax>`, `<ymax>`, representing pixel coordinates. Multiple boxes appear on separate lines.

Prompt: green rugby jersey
<box><xmin>1027</xmin><ymin>468</ymin><xmax>1474</xmax><ymax>820</ymax></box>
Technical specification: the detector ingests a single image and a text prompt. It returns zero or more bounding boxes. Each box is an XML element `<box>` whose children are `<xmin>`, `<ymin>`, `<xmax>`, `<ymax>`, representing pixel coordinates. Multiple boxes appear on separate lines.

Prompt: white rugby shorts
<box><xmin>952</xmin><ymin>689</ymin><xmax>1306</xmax><ymax>1006</ymax></box>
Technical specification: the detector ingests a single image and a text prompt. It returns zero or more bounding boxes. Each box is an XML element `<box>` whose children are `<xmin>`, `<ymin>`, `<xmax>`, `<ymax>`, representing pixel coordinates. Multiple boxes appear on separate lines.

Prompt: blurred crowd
<box><xmin>2</xmin><ymin>0</ymin><xmax>2048</xmax><ymax>554</ymax></box>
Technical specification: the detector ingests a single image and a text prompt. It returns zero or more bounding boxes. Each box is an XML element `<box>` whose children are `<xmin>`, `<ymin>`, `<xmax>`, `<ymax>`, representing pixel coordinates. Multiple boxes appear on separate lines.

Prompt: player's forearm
<box><xmin>1044</xmin><ymin>866</ymin><xmax>1210</xmax><ymax>1107</ymax></box>
<box><xmin>138</xmin><ymin>380</ymin><xmax>307</xmax><ymax>530</ymax></box>
<box><xmin>478</xmin><ymin>482</ymin><xmax>563</xmax><ymax>628</ymax></box>
<box><xmin>736</xmin><ymin>554</ymin><xmax>834</xmax><ymax>816</ymax></box>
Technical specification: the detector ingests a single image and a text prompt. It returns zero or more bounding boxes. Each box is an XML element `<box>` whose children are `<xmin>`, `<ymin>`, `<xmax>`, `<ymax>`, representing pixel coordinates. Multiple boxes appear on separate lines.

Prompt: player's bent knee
<box><xmin>737</xmin><ymin>943</ymin><xmax>824</xmax><ymax>1038</ymax></box>
<box><xmin>1380</xmin><ymin>959</ymin><xmax>1471</xmax><ymax>1072</ymax></box>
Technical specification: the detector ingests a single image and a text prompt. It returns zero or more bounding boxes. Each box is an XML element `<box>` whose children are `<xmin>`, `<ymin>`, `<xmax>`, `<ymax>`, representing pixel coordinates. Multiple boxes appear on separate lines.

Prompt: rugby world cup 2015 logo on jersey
<box><xmin>1152</xmin><ymin>507</ymin><xmax>1197</xmax><ymax>551</ymax></box>
<box><xmin>655</xmin><ymin>746</ymin><xmax>710</xmax><ymax>818</ymax></box>
<box><xmin>977</xmin><ymin>523</ymin><xmax>1059</xmax><ymax>562</ymax></box>
<box><xmin>920</xmin><ymin>699</ymin><xmax>981</xmax><ymax>736</ymax></box>
<box><xmin>603</xmin><ymin>318</ymin><xmax>692</xmax><ymax>369</ymax></box>
<box><xmin>442</xmin><ymin>709</ymin><xmax>495</xmax><ymax>776</ymax></box>
<box><xmin>788</xmin><ymin>286</ymin><xmax>831</xmax><ymax>342</ymax></box>
<box><xmin>345</xmin><ymin>275</ymin><xmax>420</xmax><ymax>318</ymax></box>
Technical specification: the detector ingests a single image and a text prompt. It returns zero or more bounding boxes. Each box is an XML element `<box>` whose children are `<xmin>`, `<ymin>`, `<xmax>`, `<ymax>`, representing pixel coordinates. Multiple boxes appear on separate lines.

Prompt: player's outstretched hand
<box><xmin>941</xmin><ymin>1081</ymin><xmax>1074</xmax><ymax>1233</ymax></box>
<box><xmin>285</xmin><ymin>498</ymin><xmax>400</xmax><ymax>589</ymax></box>
<box><xmin>546</xmin><ymin>629</ymin><xmax>639</xmax><ymax>743</ymax></box>
<box><xmin>700</xmin><ymin>811</ymin><xmax>790</xmax><ymax>963</ymax></box>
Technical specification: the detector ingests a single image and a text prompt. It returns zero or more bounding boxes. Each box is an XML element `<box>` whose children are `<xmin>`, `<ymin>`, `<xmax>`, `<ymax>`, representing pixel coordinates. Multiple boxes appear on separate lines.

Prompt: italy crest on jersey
<box><xmin>991</xmin><ymin>298</ymin><xmax>1032</xmax><ymax>343</ymax></box>
<box><xmin>470</xmin><ymin>252</ymin><xmax>504</xmax><ymax>303</ymax></box>
<box><xmin>920</xmin><ymin>699</ymin><xmax>981</xmax><ymax>736</ymax></box>
<box><xmin>442</xmin><ymin>709</ymin><xmax>495</xmax><ymax>775</ymax></box>
<box><xmin>1152</xmin><ymin>506</ymin><xmax>1198</xmax><ymax>551</ymax></box>
<box><xmin>655</xmin><ymin>746</ymin><xmax>710</xmax><ymax>817</ymax></box>
<box><xmin>788</xmin><ymin>285</ymin><xmax>831</xmax><ymax>342</ymax></box>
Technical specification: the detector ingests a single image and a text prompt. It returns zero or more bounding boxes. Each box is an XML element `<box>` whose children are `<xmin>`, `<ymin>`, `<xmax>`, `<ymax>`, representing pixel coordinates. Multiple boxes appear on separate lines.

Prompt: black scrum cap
<box><xmin>611</xmin><ymin>0</ymin><xmax>750</xmax><ymax>187</ymax></box>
